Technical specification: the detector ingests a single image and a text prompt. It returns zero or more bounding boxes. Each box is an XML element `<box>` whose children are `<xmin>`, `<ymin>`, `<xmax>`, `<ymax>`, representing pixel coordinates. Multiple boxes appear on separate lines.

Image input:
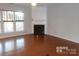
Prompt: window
<box><xmin>0</xmin><ymin>11</ymin><xmax>1</xmax><ymax>33</ymax></box>
<box><xmin>15</xmin><ymin>12</ymin><xmax>24</xmax><ymax>31</ymax></box>
<box><xmin>0</xmin><ymin>10</ymin><xmax>24</xmax><ymax>33</ymax></box>
<box><xmin>2</xmin><ymin>11</ymin><xmax>14</xmax><ymax>21</ymax></box>
<box><xmin>2</xmin><ymin>11</ymin><xmax>14</xmax><ymax>32</ymax></box>
<box><xmin>0</xmin><ymin>23</ymin><xmax>1</xmax><ymax>33</ymax></box>
<box><xmin>15</xmin><ymin>12</ymin><xmax>24</xmax><ymax>20</ymax></box>
<box><xmin>7</xmin><ymin>11</ymin><xmax>14</xmax><ymax>21</ymax></box>
<box><xmin>2</xmin><ymin>11</ymin><xmax>7</xmax><ymax>20</ymax></box>
<box><xmin>4</xmin><ymin>22</ymin><xmax>14</xmax><ymax>32</ymax></box>
<box><xmin>16</xmin><ymin>22</ymin><xmax>24</xmax><ymax>31</ymax></box>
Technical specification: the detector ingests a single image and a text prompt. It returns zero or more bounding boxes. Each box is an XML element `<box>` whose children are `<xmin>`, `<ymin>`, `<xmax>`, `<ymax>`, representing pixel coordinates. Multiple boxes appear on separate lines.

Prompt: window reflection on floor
<box><xmin>16</xmin><ymin>38</ymin><xmax>24</xmax><ymax>49</ymax></box>
<box><xmin>0</xmin><ymin>43</ymin><xmax>2</xmax><ymax>54</ymax></box>
<box><xmin>4</xmin><ymin>40</ymin><xmax>14</xmax><ymax>52</ymax></box>
<box><xmin>0</xmin><ymin>38</ymin><xmax>25</xmax><ymax>55</ymax></box>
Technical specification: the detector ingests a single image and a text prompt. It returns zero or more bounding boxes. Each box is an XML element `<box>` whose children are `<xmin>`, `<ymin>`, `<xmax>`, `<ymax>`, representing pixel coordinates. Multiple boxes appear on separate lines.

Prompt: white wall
<box><xmin>32</xmin><ymin>7</ymin><xmax>47</xmax><ymax>20</ymax></box>
<box><xmin>32</xmin><ymin>6</ymin><xmax>47</xmax><ymax>34</ymax></box>
<box><xmin>47</xmin><ymin>3</ymin><xmax>79</xmax><ymax>43</ymax></box>
<box><xmin>0</xmin><ymin>4</ymin><xmax>32</xmax><ymax>38</ymax></box>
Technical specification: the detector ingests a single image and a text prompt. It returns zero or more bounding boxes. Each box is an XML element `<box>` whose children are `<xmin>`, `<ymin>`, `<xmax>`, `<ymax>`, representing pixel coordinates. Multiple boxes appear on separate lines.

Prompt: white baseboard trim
<box><xmin>0</xmin><ymin>33</ymin><xmax>27</xmax><ymax>39</ymax></box>
<box><xmin>48</xmin><ymin>33</ymin><xmax>79</xmax><ymax>43</ymax></box>
<box><xmin>0</xmin><ymin>33</ymin><xmax>79</xmax><ymax>43</ymax></box>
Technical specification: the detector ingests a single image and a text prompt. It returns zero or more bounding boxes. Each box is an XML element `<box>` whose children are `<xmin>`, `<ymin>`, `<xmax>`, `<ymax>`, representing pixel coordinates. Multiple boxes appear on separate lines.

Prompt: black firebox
<box><xmin>34</xmin><ymin>25</ymin><xmax>44</xmax><ymax>35</ymax></box>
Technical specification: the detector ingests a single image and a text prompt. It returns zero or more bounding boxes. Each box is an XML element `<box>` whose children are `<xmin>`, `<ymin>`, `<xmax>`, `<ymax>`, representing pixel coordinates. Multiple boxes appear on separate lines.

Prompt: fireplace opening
<box><xmin>34</xmin><ymin>25</ymin><xmax>45</xmax><ymax>35</ymax></box>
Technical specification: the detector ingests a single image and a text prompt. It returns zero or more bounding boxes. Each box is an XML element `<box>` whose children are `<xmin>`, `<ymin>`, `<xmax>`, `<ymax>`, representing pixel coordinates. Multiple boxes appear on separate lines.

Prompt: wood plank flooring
<box><xmin>0</xmin><ymin>34</ymin><xmax>79</xmax><ymax>56</ymax></box>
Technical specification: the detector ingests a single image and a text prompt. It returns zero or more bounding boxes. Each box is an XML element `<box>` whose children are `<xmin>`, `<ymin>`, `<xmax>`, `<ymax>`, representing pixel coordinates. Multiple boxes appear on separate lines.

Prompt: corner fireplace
<box><xmin>34</xmin><ymin>25</ymin><xmax>45</xmax><ymax>35</ymax></box>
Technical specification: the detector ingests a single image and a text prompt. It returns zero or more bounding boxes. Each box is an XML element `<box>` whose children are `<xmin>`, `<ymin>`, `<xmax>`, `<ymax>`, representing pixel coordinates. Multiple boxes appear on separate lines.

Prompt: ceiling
<box><xmin>0</xmin><ymin>3</ymin><xmax>56</xmax><ymax>7</ymax></box>
<box><xmin>9</xmin><ymin>3</ymin><xmax>53</xmax><ymax>7</ymax></box>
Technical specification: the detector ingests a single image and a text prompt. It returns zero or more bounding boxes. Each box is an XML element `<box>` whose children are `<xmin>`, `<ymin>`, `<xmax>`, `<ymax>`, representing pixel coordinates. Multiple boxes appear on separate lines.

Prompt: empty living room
<box><xmin>0</xmin><ymin>3</ymin><xmax>79</xmax><ymax>56</ymax></box>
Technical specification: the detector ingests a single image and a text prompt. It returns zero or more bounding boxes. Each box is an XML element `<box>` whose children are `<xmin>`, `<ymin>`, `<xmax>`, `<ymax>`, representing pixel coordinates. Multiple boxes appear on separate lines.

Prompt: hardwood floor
<box><xmin>0</xmin><ymin>34</ymin><xmax>79</xmax><ymax>56</ymax></box>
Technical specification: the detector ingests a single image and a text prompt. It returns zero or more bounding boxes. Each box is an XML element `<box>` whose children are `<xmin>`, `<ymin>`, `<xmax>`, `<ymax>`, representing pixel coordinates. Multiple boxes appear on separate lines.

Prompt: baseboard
<box><xmin>0</xmin><ymin>33</ymin><xmax>27</xmax><ymax>39</ymax></box>
<box><xmin>0</xmin><ymin>32</ymin><xmax>79</xmax><ymax>43</ymax></box>
<box><xmin>48</xmin><ymin>33</ymin><xmax>79</xmax><ymax>43</ymax></box>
